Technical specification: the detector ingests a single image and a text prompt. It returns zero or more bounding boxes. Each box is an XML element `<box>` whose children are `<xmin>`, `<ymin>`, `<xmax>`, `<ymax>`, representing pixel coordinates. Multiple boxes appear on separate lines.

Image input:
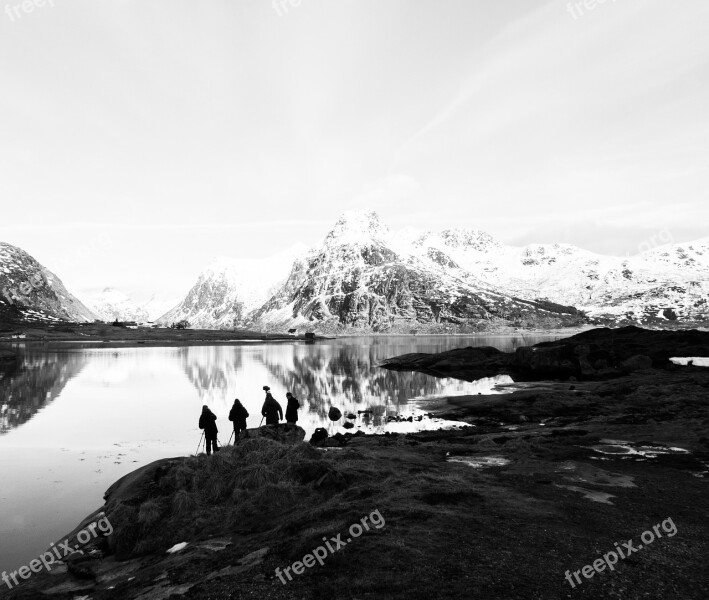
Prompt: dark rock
<box><xmin>309</xmin><ymin>428</ymin><xmax>329</xmax><ymax>446</ymax></box>
<box><xmin>381</xmin><ymin>326</ymin><xmax>709</xmax><ymax>382</ymax></box>
<box><xmin>246</xmin><ymin>424</ymin><xmax>305</xmax><ymax>444</ymax></box>
<box><xmin>328</xmin><ymin>406</ymin><xmax>342</xmax><ymax>421</ymax></box>
<box><xmin>346</xmin><ymin>413</ymin><xmax>357</xmax><ymax>419</ymax></box>
<box><xmin>343</xmin><ymin>422</ymin><xmax>355</xmax><ymax>429</ymax></box>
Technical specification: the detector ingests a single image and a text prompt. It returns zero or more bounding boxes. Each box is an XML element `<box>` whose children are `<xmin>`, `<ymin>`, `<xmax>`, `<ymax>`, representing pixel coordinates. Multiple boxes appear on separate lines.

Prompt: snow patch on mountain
<box><xmin>158</xmin><ymin>245</ymin><xmax>308</xmax><ymax>329</ymax></box>
<box><xmin>0</xmin><ymin>242</ymin><xmax>99</xmax><ymax>323</ymax></box>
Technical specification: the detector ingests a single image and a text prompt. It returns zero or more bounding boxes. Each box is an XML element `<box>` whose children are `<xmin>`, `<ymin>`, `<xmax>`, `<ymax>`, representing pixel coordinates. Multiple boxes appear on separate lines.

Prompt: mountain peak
<box><xmin>325</xmin><ymin>209</ymin><xmax>389</xmax><ymax>245</ymax></box>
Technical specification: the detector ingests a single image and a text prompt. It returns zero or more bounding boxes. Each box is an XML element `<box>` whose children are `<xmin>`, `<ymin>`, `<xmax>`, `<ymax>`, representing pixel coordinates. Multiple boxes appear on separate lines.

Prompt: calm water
<box><xmin>0</xmin><ymin>334</ymin><xmax>556</xmax><ymax>570</ymax></box>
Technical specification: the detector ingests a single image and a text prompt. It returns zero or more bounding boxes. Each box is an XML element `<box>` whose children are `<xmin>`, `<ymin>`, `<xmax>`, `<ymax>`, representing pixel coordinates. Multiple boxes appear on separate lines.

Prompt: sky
<box><xmin>1</xmin><ymin>0</ymin><xmax>707</xmax><ymax>302</ymax></box>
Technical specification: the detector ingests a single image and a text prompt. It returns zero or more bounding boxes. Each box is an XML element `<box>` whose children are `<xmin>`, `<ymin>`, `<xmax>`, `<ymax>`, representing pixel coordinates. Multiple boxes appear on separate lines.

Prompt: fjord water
<box><xmin>0</xmin><ymin>335</ymin><xmax>556</xmax><ymax>571</ymax></box>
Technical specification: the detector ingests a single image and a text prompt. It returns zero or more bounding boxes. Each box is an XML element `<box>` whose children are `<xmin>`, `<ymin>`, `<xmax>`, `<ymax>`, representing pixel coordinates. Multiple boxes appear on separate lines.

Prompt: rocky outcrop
<box><xmin>380</xmin><ymin>326</ymin><xmax>709</xmax><ymax>381</ymax></box>
<box><xmin>239</xmin><ymin>423</ymin><xmax>305</xmax><ymax>444</ymax></box>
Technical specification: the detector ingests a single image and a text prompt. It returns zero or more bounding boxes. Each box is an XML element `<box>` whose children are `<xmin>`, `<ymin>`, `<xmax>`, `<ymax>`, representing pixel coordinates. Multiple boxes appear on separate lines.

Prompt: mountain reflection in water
<box><xmin>0</xmin><ymin>349</ymin><xmax>88</xmax><ymax>434</ymax></box>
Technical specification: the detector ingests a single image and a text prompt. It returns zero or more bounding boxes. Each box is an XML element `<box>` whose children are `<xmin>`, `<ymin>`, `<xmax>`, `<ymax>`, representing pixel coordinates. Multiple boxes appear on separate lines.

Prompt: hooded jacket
<box><xmin>199</xmin><ymin>408</ymin><xmax>218</xmax><ymax>436</ymax></box>
<box><xmin>261</xmin><ymin>393</ymin><xmax>283</xmax><ymax>423</ymax></box>
<box><xmin>285</xmin><ymin>395</ymin><xmax>301</xmax><ymax>422</ymax></box>
<box><xmin>229</xmin><ymin>401</ymin><xmax>249</xmax><ymax>429</ymax></box>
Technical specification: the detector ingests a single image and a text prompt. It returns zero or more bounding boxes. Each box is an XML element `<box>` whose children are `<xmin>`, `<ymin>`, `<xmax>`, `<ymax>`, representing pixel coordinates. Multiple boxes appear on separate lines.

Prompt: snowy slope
<box><xmin>249</xmin><ymin>211</ymin><xmax>584</xmax><ymax>332</ymax></box>
<box><xmin>85</xmin><ymin>288</ymin><xmax>180</xmax><ymax>323</ymax></box>
<box><xmin>0</xmin><ymin>242</ymin><xmax>99</xmax><ymax>323</ymax></box>
<box><xmin>85</xmin><ymin>288</ymin><xmax>150</xmax><ymax>323</ymax></box>
<box><xmin>157</xmin><ymin>246</ymin><xmax>308</xmax><ymax>329</ymax></box>
<box><xmin>140</xmin><ymin>293</ymin><xmax>182</xmax><ymax>322</ymax></box>
<box><xmin>406</xmin><ymin>232</ymin><xmax>709</xmax><ymax>324</ymax></box>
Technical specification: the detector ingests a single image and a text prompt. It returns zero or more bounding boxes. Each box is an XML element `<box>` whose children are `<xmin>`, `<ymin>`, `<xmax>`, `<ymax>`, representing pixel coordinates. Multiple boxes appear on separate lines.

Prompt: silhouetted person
<box><xmin>261</xmin><ymin>385</ymin><xmax>283</xmax><ymax>425</ymax></box>
<box><xmin>228</xmin><ymin>398</ymin><xmax>249</xmax><ymax>441</ymax></box>
<box><xmin>285</xmin><ymin>392</ymin><xmax>300</xmax><ymax>425</ymax></box>
<box><xmin>199</xmin><ymin>405</ymin><xmax>219</xmax><ymax>455</ymax></box>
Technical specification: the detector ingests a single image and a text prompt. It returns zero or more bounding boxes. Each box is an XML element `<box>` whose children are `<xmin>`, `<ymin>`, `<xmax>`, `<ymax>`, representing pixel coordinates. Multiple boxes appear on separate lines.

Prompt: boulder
<box><xmin>328</xmin><ymin>406</ymin><xmax>342</xmax><ymax>421</ymax></box>
<box><xmin>309</xmin><ymin>428</ymin><xmax>329</xmax><ymax>446</ymax></box>
<box><xmin>343</xmin><ymin>422</ymin><xmax>355</xmax><ymax>429</ymax></box>
<box><xmin>245</xmin><ymin>424</ymin><xmax>305</xmax><ymax>444</ymax></box>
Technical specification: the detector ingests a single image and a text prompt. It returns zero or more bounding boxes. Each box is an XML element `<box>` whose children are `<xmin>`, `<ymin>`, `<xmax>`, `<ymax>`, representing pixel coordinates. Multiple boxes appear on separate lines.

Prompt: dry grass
<box><xmin>106</xmin><ymin>438</ymin><xmax>343</xmax><ymax>557</ymax></box>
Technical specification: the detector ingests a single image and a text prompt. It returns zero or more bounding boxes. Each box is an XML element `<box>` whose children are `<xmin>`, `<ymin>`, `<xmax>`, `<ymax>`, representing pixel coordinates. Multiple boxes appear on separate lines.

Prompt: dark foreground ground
<box><xmin>4</xmin><ymin>328</ymin><xmax>709</xmax><ymax>600</ymax></box>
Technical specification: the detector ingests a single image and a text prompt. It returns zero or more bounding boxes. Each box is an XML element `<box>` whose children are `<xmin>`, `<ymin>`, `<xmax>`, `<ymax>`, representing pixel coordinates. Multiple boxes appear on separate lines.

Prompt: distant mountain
<box><xmin>141</xmin><ymin>293</ymin><xmax>182</xmax><ymax>322</ymax></box>
<box><xmin>408</xmin><ymin>231</ymin><xmax>709</xmax><ymax>325</ymax></box>
<box><xmin>0</xmin><ymin>242</ymin><xmax>99</xmax><ymax>323</ymax></box>
<box><xmin>85</xmin><ymin>288</ymin><xmax>179</xmax><ymax>322</ymax></box>
<box><xmin>248</xmin><ymin>211</ymin><xmax>584</xmax><ymax>332</ymax></box>
<box><xmin>85</xmin><ymin>288</ymin><xmax>150</xmax><ymax>323</ymax></box>
<box><xmin>157</xmin><ymin>247</ymin><xmax>307</xmax><ymax>329</ymax></box>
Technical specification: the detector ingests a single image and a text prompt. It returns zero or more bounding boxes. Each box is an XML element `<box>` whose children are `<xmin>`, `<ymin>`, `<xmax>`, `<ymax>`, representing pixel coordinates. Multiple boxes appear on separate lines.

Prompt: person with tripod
<box><xmin>198</xmin><ymin>405</ymin><xmax>219</xmax><ymax>455</ymax></box>
<box><xmin>228</xmin><ymin>398</ymin><xmax>249</xmax><ymax>442</ymax></box>
<box><xmin>261</xmin><ymin>385</ymin><xmax>283</xmax><ymax>425</ymax></box>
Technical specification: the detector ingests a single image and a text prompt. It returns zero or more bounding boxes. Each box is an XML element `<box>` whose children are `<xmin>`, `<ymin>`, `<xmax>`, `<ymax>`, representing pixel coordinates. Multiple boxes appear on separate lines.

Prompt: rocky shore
<box><xmin>5</xmin><ymin>327</ymin><xmax>709</xmax><ymax>599</ymax></box>
<box><xmin>379</xmin><ymin>325</ymin><xmax>709</xmax><ymax>381</ymax></box>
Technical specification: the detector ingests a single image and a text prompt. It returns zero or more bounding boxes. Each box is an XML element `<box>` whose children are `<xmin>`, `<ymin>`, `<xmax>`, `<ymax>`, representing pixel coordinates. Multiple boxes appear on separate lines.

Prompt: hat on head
<box><xmin>263</xmin><ymin>386</ymin><xmax>270</xmax><ymax>391</ymax></box>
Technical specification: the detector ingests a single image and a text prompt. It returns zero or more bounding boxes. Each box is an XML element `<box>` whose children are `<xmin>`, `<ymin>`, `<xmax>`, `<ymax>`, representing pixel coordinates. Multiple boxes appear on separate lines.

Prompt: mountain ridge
<box><xmin>2</xmin><ymin>212</ymin><xmax>707</xmax><ymax>331</ymax></box>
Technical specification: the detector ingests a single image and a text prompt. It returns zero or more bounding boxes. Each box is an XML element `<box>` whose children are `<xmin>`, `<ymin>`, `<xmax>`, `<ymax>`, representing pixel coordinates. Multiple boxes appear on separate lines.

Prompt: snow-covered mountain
<box><xmin>141</xmin><ymin>293</ymin><xmax>182</xmax><ymax>322</ymax></box>
<box><xmin>157</xmin><ymin>247</ymin><xmax>307</xmax><ymax>329</ymax></box>
<box><xmin>84</xmin><ymin>288</ymin><xmax>179</xmax><ymax>323</ymax></box>
<box><xmin>248</xmin><ymin>211</ymin><xmax>584</xmax><ymax>332</ymax></box>
<box><xmin>0</xmin><ymin>242</ymin><xmax>99</xmax><ymax>323</ymax></box>
<box><xmin>85</xmin><ymin>288</ymin><xmax>150</xmax><ymax>323</ymax></box>
<box><xmin>129</xmin><ymin>210</ymin><xmax>709</xmax><ymax>332</ymax></box>
<box><xmin>405</xmin><ymin>231</ymin><xmax>709</xmax><ymax>325</ymax></box>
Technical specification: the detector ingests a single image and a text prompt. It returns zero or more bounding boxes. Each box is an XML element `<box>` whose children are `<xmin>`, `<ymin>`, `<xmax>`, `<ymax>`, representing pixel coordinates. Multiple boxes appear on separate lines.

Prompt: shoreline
<box><xmin>4</xmin><ymin>326</ymin><xmax>709</xmax><ymax>599</ymax></box>
<box><xmin>0</xmin><ymin>324</ymin><xmax>594</xmax><ymax>348</ymax></box>
<box><xmin>7</xmin><ymin>366</ymin><xmax>709</xmax><ymax>599</ymax></box>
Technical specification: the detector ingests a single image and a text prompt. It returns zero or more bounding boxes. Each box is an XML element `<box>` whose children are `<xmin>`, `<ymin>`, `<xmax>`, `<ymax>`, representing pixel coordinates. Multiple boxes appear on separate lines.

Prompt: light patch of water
<box><xmin>447</xmin><ymin>455</ymin><xmax>510</xmax><ymax>469</ymax></box>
